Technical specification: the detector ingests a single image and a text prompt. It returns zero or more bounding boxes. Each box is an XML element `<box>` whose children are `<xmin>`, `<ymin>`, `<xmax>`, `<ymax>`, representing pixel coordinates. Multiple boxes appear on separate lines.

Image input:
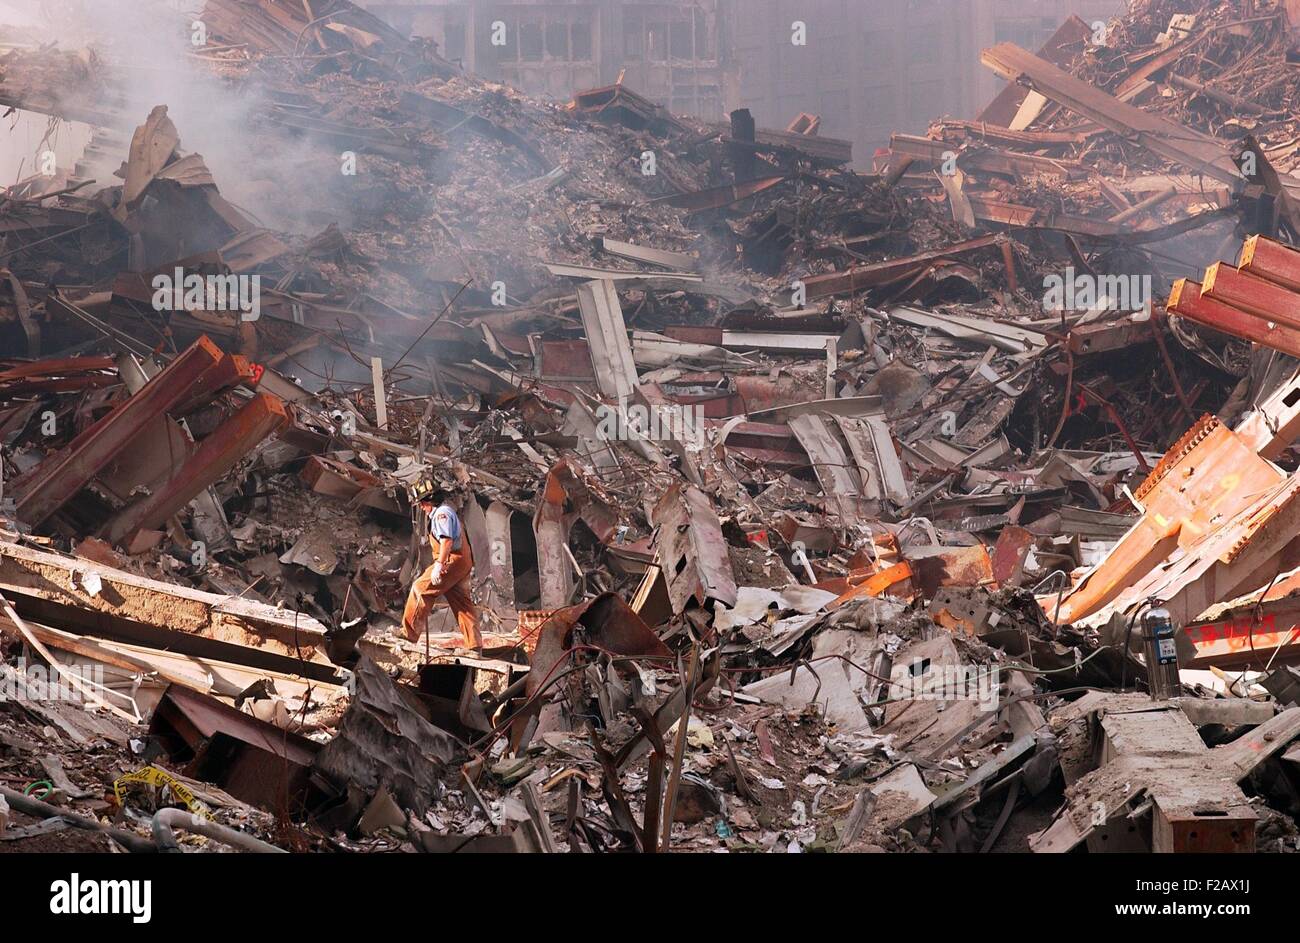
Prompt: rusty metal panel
<box><xmin>992</xmin><ymin>525</ymin><xmax>1035</xmax><ymax>588</ymax></box>
<box><xmin>652</xmin><ymin>484</ymin><xmax>737</xmax><ymax>614</ymax></box>
<box><xmin>300</xmin><ymin>454</ymin><xmax>400</xmax><ymax>512</ymax></box>
<box><xmin>149</xmin><ymin>682</ymin><xmax>319</xmax><ymax>813</ymax></box>
<box><xmin>903</xmin><ymin>545</ymin><xmax>994</xmax><ymax>598</ymax></box>
<box><xmin>717</xmin><ymin>419</ymin><xmax>805</xmax><ymax>469</ymax></box>
<box><xmin>537</xmin><ymin>340</ymin><xmax>597</xmax><ymax>381</ymax></box>
<box><xmin>525</xmin><ymin>593</ymin><xmax>671</xmax><ymax>701</ymax></box>
<box><xmin>662</xmin><ymin>326</ymin><xmax>723</xmax><ymax>346</ymax></box>
<box><xmin>1185</xmin><ymin>574</ymin><xmax>1300</xmax><ymax>670</ymax></box>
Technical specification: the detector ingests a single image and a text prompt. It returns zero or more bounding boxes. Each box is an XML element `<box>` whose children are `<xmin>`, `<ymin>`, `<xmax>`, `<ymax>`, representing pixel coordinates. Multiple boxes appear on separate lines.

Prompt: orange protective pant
<box><xmin>401</xmin><ymin>545</ymin><xmax>481</xmax><ymax>648</ymax></box>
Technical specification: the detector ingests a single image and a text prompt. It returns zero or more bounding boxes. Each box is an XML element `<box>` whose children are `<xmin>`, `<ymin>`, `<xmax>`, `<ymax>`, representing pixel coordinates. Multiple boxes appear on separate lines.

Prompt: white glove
<box><xmin>430</xmin><ymin>562</ymin><xmax>444</xmax><ymax>585</ymax></box>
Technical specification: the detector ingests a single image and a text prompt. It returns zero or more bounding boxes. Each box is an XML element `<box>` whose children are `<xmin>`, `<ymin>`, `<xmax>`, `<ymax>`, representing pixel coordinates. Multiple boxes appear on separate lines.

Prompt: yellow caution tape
<box><xmin>113</xmin><ymin>765</ymin><xmax>211</xmax><ymax>819</ymax></box>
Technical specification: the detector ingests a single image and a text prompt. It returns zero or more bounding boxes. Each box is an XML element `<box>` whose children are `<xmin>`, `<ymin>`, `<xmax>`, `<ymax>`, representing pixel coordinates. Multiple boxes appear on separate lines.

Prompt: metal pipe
<box><xmin>151</xmin><ymin>807</ymin><xmax>287</xmax><ymax>854</ymax></box>
<box><xmin>0</xmin><ymin>785</ymin><xmax>156</xmax><ymax>853</ymax></box>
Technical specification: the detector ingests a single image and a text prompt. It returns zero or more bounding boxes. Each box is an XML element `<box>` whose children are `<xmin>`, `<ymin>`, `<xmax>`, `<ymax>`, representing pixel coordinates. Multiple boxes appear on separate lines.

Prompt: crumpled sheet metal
<box><xmin>312</xmin><ymin>655</ymin><xmax>459</xmax><ymax>818</ymax></box>
<box><xmin>526</xmin><ymin>593</ymin><xmax>671</xmax><ymax>702</ymax></box>
<box><xmin>651</xmin><ymin>484</ymin><xmax>739</xmax><ymax>614</ymax></box>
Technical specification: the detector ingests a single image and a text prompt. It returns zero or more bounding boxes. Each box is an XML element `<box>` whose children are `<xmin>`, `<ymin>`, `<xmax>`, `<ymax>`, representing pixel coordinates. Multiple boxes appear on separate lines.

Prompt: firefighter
<box><xmin>402</xmin><ymin>479</ymin><xmax>482</xmax><ymax>651</ymax></box>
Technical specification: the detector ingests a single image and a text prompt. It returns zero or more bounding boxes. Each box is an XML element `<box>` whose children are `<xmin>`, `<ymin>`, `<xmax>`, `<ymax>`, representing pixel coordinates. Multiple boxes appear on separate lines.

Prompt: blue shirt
<box><xmin>428</xmin><ymin>504</ymin><xmax>463</xmax><ymax>551</ymax></box>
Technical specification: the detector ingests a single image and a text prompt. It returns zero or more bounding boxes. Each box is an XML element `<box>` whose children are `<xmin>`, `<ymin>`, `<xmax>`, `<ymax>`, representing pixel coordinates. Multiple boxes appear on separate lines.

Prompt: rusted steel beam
<box><xmin>647</xmin><ymin>175</ymin><xmax>786</xmax><ymax>212</ymax></box>
<box><xmin>0</xmin><ymin>357</ymin><xmax>116</xmax><ymax>381</ymax></box>
<box><xmin>1148</xmin><ymin>314</ymin><xmax>1195</xmax><ymax>424</ymax></box>
<box><xmin>1032</xmin><ymin>698</ymin><xmax>1258</xmax><ymax>853</ymax></box>
<box><xmin>170</xmin><ymin>352</ymin><xmax>255</xmax><ymax>415</ymax></box>
<box><xmin>827</xmin><ymin>561</ymin><xmax>912</xmax><ymax>610</ymax></box>
<box><xmin>1239</xmin><ymin>233</ymin><xmax>1300</xmax><ymax>292</ymax></box>
<box><xmin>1000</xmin><ymin>240</ymin><xmax>1019</xmax><ymax>294</ymax></box>
<box><xmin>1109</xmin><ymin>185</ymin><xmax>1178</xmax><ymax>224</ymax></box>
<box><xmin>13</xmin><ymin>336</ymin><xmax>226</xmax><ymax>526</ymax></box>
<box><xmin>105</xmin><ymin>393</ymin><xmax>288</xmax><ymax>545</ymax></box>
<box><xmin>1067</xmin><ymin>317</ymin><xmax>1157</xmax><ymax>356</ymax></box>
<box><xmin>888</xmin><ymin>133</ymin><xmax>1082</xmax><ymax>178</ymax></box>
<box><xmin>1077</xmin><ymin>384</ymin><xmax>1150</xmax><ymax>472</ymax></box>
<box><xmin>978</xmin><ymin>15</ymin><xmax>1092</xmax><ymax>126</ymax></box>
<box><xmin>1185</xmin><ymin>590</ymin><xmax>1300</xmax><ymax>671</ymax></box>
<box><xmin>803</xmin><ymin>235</ymin><xmax>1002</xmax><ymax>300</ymax></box>
<box><xmin>981</xmin><ymin>43</ymin><xmax>1245</xmax><ymax>189</ymax></box>
<box><xmin>0</xmin><ymin>376</ymin><xmax>120</xmax><ymax>397</ymax></box>
<box><xmin>1202</xmin><ymin>262</ymin><xmax>1300</xmax><ymax>332</ymax></box>
<box><xmin>533</xmin><ymin>463</ymin><xmax>576</xmax><ymax>610</ymax></box>
<box><xmin>935</xmin><ymin>120</ymin><xmax>1086</xmax><ymax>148</ymax></box>
<box><xmin>967</xmin><ymin>196</ymin><xmax>1121</xmax><ymax>236</ymax></box>
<box><xmin>1169</xmin><ymin>278</ymin><xmax>1300</xmax><ymax>360</ymax></box>
<box><xmin>1108</xmin><ymin>474</ymin><xmax>1300</xmax><ymax>631</ymax></box>
<box><xmin>1167</xmin><ymin>73</ymin><xmax>1265</xmax><ymax>117</ymax></box>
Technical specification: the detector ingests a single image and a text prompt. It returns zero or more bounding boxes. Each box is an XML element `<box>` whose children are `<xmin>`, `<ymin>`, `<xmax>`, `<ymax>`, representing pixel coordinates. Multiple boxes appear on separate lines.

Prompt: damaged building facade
<box><xmin>734</xmin><ymin>0</ymin><xmax>1127</xmax><ymax>158</ymax></box>
<box><xmin>3</xmin><ymin>0</ymin><xmax>1300</xmax><ymax>864</ymax></box>
<box><xmin>358</xmin><ymin>0</ymin><xmax>737</xmax><ymax>117</ymax></box>
<box><xmin>358</xmin><ymin>0</ymin><xmax>1124</xmax><ymax>158</ymax></box>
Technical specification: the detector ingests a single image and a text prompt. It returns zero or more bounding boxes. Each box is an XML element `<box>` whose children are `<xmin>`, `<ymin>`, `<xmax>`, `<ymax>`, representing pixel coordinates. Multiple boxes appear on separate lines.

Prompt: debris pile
<box><xmin>3</xmin><ymin>0</ymin><xmax>1300</xmax><ymax>854</ymax></box>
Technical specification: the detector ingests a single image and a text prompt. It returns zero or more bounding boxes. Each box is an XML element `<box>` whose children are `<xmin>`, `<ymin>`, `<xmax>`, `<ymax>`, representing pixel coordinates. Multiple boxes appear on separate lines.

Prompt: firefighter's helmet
<box><xmin>410</xmin><ymin>475</ymin><xmax>439</xmax><ymax>504</ymax></box>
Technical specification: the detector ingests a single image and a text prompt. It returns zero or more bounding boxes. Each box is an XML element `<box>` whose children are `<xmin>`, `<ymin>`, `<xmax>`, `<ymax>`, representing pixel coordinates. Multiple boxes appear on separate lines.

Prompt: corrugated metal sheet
<box><xmin>789</xmin><ymin>414</ymin><xmax>863</xmax><ymax>523</ymax></box>
<box><xmin>577</xmin><ymin>279</ymin><xmax>639</xmax><ymax>401</ymax></box>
